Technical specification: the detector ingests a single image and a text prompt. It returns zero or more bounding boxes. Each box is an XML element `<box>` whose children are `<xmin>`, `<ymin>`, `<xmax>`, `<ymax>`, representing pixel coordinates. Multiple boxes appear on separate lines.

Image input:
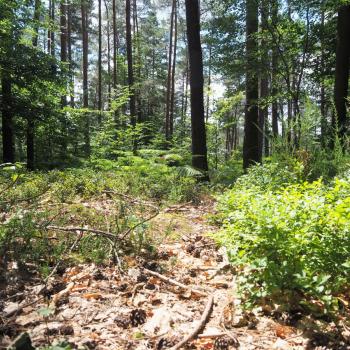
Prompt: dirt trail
<box><xmin>0</xmin><ymin>203</ymin><xmax>322</xmax><ymax>349</ymax></box>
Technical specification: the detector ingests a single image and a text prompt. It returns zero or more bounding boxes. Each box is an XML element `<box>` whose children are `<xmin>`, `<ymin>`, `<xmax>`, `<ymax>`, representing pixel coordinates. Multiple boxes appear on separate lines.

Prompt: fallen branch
<box><xmin>170</xmin><ymin>295</ymin><xmax>214</xmax><ymax>350</ymax></box>
<box><xmin>46</xmin><ymin>225</ymin><xmax>116</xmax><ymax>240</ymax></box>
<box><xmin>143</xmin><ymin>268</ymin><xmax>208</xmax><ymax>297</ymax></box>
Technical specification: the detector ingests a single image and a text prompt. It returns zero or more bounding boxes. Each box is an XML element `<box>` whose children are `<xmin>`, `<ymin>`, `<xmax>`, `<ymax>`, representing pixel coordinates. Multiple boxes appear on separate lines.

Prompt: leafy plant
<box><xmin>214</xmin><ymin>163</ymin><xmax>350</xmax><ymax>315</ymax></box>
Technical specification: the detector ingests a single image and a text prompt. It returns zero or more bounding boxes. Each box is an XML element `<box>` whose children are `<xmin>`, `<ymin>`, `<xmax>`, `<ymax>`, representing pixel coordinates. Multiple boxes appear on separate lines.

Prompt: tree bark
<box><xmin>112</xmin><ymin>0</ymin><xmax>117</xmax><ymax>89</ymax></box>
<box><xmin>67</xmin><ymin>0</ymin><xmax>74</xmax><ymax>107</ymax></box>
<box><xmin>243</xmin><ymin>0</ymin><xmax>261</xmax><ymax>169</ymax></box>
<box><xmin>1</xmin><ymin>75</ymin><xmax>14</xmax><ymax>163</ymax></box>
<box><xmin>60</xmin><ymin>0</ymin><xmax>67</xmax><ymax>107</ymax></box>
<box><xmin>126</xmin><ymin>0</ymin><xmax>136</xmax><ymax>127</ymax></box>
<box><xmin>185</xmin><ymin>0</ymin><xmax>209</xmax><ymax>176</ymax></box>
<box><xmin>333</xmin><ymin>5</ymin><xmax>350</xmax><ymax>144</ymax></box>
<box><xmin>259</xmin><ymin>0</ymin><xmax>269</xmax><ymax>157</ymax></box>
<box><xmin>81</xmin><ymin>0</ymin><xmax>90</xmax><ymax>156</ymax></box>
<box><xmin>165</xmin><ymin>0</ymin><xmax>176</xmax><ymax>142</ymax></box>
<box><xmin>169</xmin><ymin>0</ymin><xmax>178</xmax><ymax>138</ymax></box>
<box><xmin>104</xmin><ymin>0</ymin><xmax>111</xmax><ymax>109</ymax></box>
<box><xmin>98</xmin><ymin>0</ymin><xmax>102</xmax><ymax>121</ymax></box>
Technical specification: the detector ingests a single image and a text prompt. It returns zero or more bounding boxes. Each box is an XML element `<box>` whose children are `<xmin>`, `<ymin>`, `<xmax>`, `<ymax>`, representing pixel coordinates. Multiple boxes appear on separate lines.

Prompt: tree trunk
<box><xmin>206</xmin><ymin>45</ymin><xmax>212</xmax><ymax>122</ymax></box>
<box><xmin>126</xmin><ymin>0</ymin><xmax>136</xmax><ymax>127</ymax></box>
<box><xmin>259</xmin><ymin>0</ymin><xmax>269</xmax><ymax>157</ymax></box>
<box><xmin>333</xmin><ymin>5</ymin><xmax>350</xmax><ymax>144</ymax></box>
<box><xmin>243</xmin><ymin>0</ymin><xmax>261</xmax><ymax>169</ymax></box>
<box><xmin>98</xmin><ymin>0</ymin><xmax>102</xmax><ymax>121</ymax></box>
<box><xmin>81</xmin><ymin>0</ymin><xmax>90</xmax><ymax>156</ymax></box>
<box><xmin>320</xmin><ymin>10</ymin><xmax>326</xmax><ymax>147</ymax></box>
<box><xmin>50</xmin><ymin>0</ymin><xmax>55</xmax><ymax>56</ymax></box>
<box><xmin>271</xmin><ymin>0</ymin><xmax>278</xmax><ymax>137</ymax></box>
<box><xmin>1</xmin><ymin>75</ymin><xmax>14</xmax><ymax>163</ymax></box>
<box><xmin>104</xmin><ymin>0</ymin><xmax>111</xmax><ymax>109</ymax></box>
<box><xmin>60</xmin><ymin>0</ymin><xmax>67</xmax><ymax>107</ymax></box>
<box><xmin>67</xmin><ymin>0</ymin><xmax>74</xmax><ymax>107</ymax></box>
<box><xmin>112</xmin><ymin>0</ymin><xmax>117</xmax><ymax>89</ymax></box>
<box><xmin>27</xmin><ymin>0</ymin><xmax>42</xmax><ymax>169</ymax></box>
<box><xmin>32</xmin><ymin>0</ymin><xmax>41</xmax><ymax>47</ymax></box>
<box><xmin>185</xmin><ymin>0</ymin><xmax>209</xmax><ymax>176</ymax></box>
<box><xmin>165</xmin><ymin>0</ymin><xmax>176</xmax><ymax>141</ymax></box>
<box><xmin>169</xmin><ymin>0</ymin><xmax>178</xmax><ymax>138</ymax></box>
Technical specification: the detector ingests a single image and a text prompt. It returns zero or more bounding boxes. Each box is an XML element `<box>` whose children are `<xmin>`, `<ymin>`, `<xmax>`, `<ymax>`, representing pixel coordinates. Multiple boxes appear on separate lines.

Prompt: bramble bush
<box><xmin>214</xmin><ymin>162</ymin><xmax>350</xmax><ymax>314</ymax></box>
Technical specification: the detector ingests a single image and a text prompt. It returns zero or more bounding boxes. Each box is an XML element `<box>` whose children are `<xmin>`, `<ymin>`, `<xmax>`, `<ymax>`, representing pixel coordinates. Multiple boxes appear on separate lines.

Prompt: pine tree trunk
<box><xmin>98</xmin><ymin>0</ymin><xmax>102</xmax><ymax>122</ymax></box>
<box><xmin>169</xmin><ymin>0</ymin><xmax>178</xmax><ymax>138</ymax></box>
<box><xmin>165</xmin><ymin>0</ymin><xmax>175</xmax><ymax>142</ymax></box>
<box><xmin>112</xmin><ymin>0</ymin><xmax>117</xmax><ymax>89</ymax></box>
<box><xmin>126</xmin><ymin>0</ymin><xmax>136</xmax><ymax>127</ymax></box>
<box><xmin>67</xmin><ymin>1</ymin><xmax>74</xmax><ymax>107</ymax></box>
<box><xmin>243</xmin><ymin>0</ymin><xmax>261</xmax><ymax>169</ymax></box>
<box><xmin>104</xmin><ymin>0</ymin><xmax>111</xmax><ymax>109</ymax></box>
<box><xmin>271</xmin><ymin>0</ymin><xmax>279</xmax><ymax>137</ymax></box>
<box><xmin>60</xmin><ymin>0</ymin><xmax>67</xmax><ymax>107</ymax></box>
<box><xmin>259</xmin><ymin>0</ymin><xmax>269</xmax><ymax>157</ymax></box>
<box><xmin>333</xmin><ymin>5</ymin><xmax>350</xmax><ymax>144</ymax></box>
<box><xmin>1</xmin><ymin>75</ymin><xmax>14</xmax><ymax>163</ymax></box>
<box><xmin>206</xmin><ymin>45</ymin><xmax>212</xmax><ymax>122</ymax></box>
<box><xmin>81</xmin><ymin>0</ymin><xmax>90</xmax><ymax>156</ymax></box>
<box><xmin>185</xmin><ymin>0</ymin><xmax>209</xmax><ymax>176</ymax></box>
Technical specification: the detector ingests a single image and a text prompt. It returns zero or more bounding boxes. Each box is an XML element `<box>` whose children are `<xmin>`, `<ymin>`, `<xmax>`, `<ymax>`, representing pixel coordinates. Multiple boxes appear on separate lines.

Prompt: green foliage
<box><xmin>214</xmin><ymin>163</ymin><xmax>350</xmax><ymax>314</ymax></box>
<box><xmin>0</xmin><ymin>157</ymin><xmax>203</xmax><ymax>271</ymax></box>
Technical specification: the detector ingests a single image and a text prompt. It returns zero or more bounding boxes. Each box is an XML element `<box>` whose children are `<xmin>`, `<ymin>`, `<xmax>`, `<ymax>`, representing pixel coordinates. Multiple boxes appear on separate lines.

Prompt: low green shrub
<box><xmin>214</xmin><ymin>163</ymin><xmax>350</xmax><ymax>314</ymax></box>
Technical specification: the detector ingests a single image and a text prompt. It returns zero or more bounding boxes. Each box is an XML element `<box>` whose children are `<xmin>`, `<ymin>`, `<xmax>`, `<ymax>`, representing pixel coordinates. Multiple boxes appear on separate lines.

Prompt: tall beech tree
<box><xmin>185</xmin><ymin>0</ymin><xmax>209</xmax><ymax>176</ymax></box>
<box><xmin>243</xmin><ymin>0</ymin><xmax>260</xmax><ymax>169</ymax></box>
<box><xmin>334</xmin><ymin>5</ymin><xmax>350</xmax><ymax>144</ymax></box>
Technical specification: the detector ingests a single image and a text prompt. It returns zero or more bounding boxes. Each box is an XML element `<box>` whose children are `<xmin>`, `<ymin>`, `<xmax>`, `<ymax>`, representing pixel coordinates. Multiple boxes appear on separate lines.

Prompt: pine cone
<box><xmin>214</xmin><ymin>336</ymin><xmax>239</xmax><ymax>350</ymax></box>
<box><xmin>114</xmin><ymin>315</ymin><xmax>130</xmax><ymax>329</ymax></box>
<box><xmin>130</xmin><ymin>308</ymin><xmax>147</xmax><ymax>326</ymax></box>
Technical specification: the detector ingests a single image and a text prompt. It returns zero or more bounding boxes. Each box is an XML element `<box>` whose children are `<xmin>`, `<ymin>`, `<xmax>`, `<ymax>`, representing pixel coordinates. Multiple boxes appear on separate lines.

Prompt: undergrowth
<box><xmin>214</xmin><ymin>161</ymin><xmax>350</xmax><ymax>316</ymax></box>
<box><xmin>0</xmin><ymin>153</ymin><xmax>204</xmax><ymax>273</ymax></box>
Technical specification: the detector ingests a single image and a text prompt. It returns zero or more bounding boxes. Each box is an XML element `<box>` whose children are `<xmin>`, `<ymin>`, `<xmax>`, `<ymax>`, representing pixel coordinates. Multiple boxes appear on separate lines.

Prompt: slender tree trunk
<box><xmin>60</xmin><ymin>0</ymin><xmax>67</xmax><ymax>107</ymax></box>
<box><xmin>333</xmin><ymin>5</ymin><xmax>350</xmax><ymax>145</ymax></box>
<box><xmin>112</xmin><ymin>0</ymin><xmax>117</xmax><ymax>89</ymax></box>
<box><xmin>48</xmin><ymin>0</ymin><xmax>52</xmax><ymax>54</ymax></box>
<box><xmin>27</xmin><ymin>0</ymin><xmax>42</xmax><ymax>169</ymax></box>
<box><xmin>259</xmin><ymin>0</ymin><xmax>269</xmax><ymax>157</ymax></box>
<box><xmin>51</xmin><ymin>0</ymin><xmax>55</xmax><ymax>56</ymax></box>
<box><xmin>67</xmin><ymin>1</ymin><xmax>74</xmax><ymax>107</ymax></box>
<box><xmin>126</xmin><ymin>0</ymin><xmax>136</xmax><ymax>128</ymax></box>
<box><xmin>165</xmin><ymin>0</ymin><xmax>175</xmax><ymax>141</ymax></box>
<box><xmin>206</xmin><ymin>45</ymin><xmax>212</xmax><ymax>122</ymax></box>
<box><xmin>98</xmin><ymin>0</ymin><xmax>102</xmax><ymax>121</ymax></box>
<box><xmin>169</xmin><ymin>0</ymin><xmax>178</xmax><ymax>137</ymax></box>
<box><xmin>320</xmin><ymin>9</ymin><xmax>326</xmax><ymax>147</ymax></box>
<box><xmin>32</xmin><ymin>0</ymin><xmax>41</xmax><ymax>47</ymax></box>
<box><xmin>271</xmin><ymin>0</ymin><xmax>278</xmax><ymax>137</ymax></box>
<box><xmin>1</xmin><ymin>75</ymin><xmax>14</xmax><ymax>163</ymax></box>
<box><xmin>104</xmin><ymin>0</ymin><xmax>111</xmax><ymax>109</ymax></box>
<box><xmin>243</xmin><ymin>0</ymin><xmax>261</xmax><ymax>169</ymax></box>
<box><xmin>81</xmin><ymin>0</ymin><xmax>90</xmax><ymax>156</ymax></box>
<box><xmin>185</xmin><ymin>0</ymin><xmax>209</xmax><ymax>176</ymax></box>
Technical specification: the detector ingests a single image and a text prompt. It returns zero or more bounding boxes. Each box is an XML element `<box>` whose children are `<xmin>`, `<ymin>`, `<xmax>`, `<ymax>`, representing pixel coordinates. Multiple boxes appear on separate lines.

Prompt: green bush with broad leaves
<box><xmin>214</xmin><ymin>162</ymin><xmax>350</xmax><ymax>314</ymax></box>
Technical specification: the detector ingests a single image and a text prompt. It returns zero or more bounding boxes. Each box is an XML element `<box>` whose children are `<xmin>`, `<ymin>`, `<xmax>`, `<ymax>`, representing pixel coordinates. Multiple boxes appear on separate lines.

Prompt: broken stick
<box><xmin>170</xmin><ymin>295</ymin><xmax>214</xmax><ymax>350</ymax></box>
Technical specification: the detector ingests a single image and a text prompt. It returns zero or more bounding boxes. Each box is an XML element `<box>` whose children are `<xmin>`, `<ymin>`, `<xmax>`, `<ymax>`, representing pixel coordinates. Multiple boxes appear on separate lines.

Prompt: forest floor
<box><xmin>0</xmin><ymin>200</ymin><xmax>347</xmax><ymax>350</ymax></box>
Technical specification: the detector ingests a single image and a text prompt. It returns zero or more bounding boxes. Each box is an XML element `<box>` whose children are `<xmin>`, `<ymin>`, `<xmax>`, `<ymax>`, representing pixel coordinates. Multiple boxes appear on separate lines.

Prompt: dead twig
<box><xmin>143</xmin><ymin>268</ymin><xmax>208</xmax><ymax>297</ymax></box>
<box><xmin>46</xmin><ymin>225</ymin><xmax>116</xmax><ymax>240</ymax></box>
<box><xmin>170</xmin><ymin>295</ymin><xmax>214</xmax><ymax>350</ymax></box>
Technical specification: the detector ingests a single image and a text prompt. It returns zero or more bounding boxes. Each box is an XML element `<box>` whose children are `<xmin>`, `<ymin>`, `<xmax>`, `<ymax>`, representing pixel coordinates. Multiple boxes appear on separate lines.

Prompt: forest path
<box><xmin>2</xmin><ymin>201</ymin><xmax>308</xmax><ymax>350</ymax></box>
